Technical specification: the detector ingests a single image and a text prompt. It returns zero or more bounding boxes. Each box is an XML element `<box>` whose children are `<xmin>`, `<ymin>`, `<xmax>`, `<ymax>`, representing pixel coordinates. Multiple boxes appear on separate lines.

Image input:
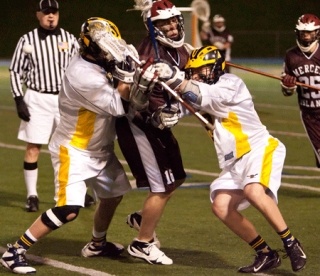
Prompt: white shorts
<box><xmin>210</xmin><ymin>137</ymin><xmax>286</xmax><ymax>211</ymax></box>
<box><xmin>50</xmin><ymin>144</ymin><xmax>132</xmax><ymax>207</ymax></box>
<box><xmin>17</xmin><ymin>89</ymin><xmax>60</xmax><ymax>144</ymax></box>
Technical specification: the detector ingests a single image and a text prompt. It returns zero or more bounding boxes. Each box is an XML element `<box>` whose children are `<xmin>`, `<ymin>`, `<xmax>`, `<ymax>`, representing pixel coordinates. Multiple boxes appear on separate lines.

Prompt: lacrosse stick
<box><xmin>191</xmin><ymin>0</ymin><xmax>211</xmax><ymax>22</ymax></box>
<box><xmin>227</xmin><ymin>62</ymin><xmax>320</xmax><ymax>90</ymax></box>
<box><xmin>191</xmin><ymin>0</ymin><xmax>213</xmax><ymax>39</ymax></box>
<box><xmin>89</xmin><ymin>20</ymin><xmax>138</xmax><ymax>63</ymax></box>
<box><xmin>128</xmin><ymin>0</ymin><xmax>160</xmax><ymax>61</ymax></box>
<box><xmin>127</xmin><ymin>52</ymin><xmax>215</xmax><ymax>131</ymax></box>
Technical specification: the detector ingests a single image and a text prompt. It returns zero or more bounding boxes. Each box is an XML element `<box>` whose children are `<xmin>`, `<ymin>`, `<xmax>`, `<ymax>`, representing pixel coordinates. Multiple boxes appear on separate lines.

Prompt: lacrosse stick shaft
<box><xmin>128</xmin><ymin>54</ymin><xmax>215</xmax><ymax>131</ymax></box>
<box><xmin>226</xmin><ymin>62</ymin><xmax>319</xmax><ymax>90</ymax></box>
<box><xmin>160</xmin><ymin>82</ymin><xmax>215</xmax><ymax>131</ymax></box>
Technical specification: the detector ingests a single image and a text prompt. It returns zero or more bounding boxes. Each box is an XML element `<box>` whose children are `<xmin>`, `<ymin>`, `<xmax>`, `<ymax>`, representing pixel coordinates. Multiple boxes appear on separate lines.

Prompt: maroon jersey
<box><xmin>284</xmin><ymin>45</ymin><xmax>320</xmax><ymax>113</ymax></box>
<box><xmin>115</xmin><ymin>36</ymin><xmax>188</xmax><ymax>189</ymax></box>
<box><xmin>137</xmin><ymin>36</ymin><xmax>189</xmax><ymax>115</ymax></box>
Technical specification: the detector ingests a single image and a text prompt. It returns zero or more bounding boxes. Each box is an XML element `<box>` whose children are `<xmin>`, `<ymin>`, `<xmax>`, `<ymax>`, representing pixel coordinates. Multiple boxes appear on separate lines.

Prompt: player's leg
<box><xmin>81</xmin><ymin>152</ymin><xmax>131</xmax><ymax>258</ymax></box>
<box><xmin>210</xmin><ymin>166</ymin><xmax>281</xmax><ymax>274</ymax></box>
<box><xmin>300</xmin><ymin>111</ymin><xmax>320</xmax><ymax>168</ymax></box>
<box><xmin>18</xmin><ymin>91</ymin><xmax>58</xmax><ymax>212</ymax></box>
<box><xmin>244</xmin><ymin>139</ymin><xmax>306</xmax><ymax>272</ymax></box>
<box><xmin>24</xmin><ymin>142</ymin><xmax>41</xmax><ymax>212</ymax></box>
<box><xmin>0</xmin><ymin>204</ymin><xmax>81</xmax><ymax>274</ymax></box>
<box><xmin>116</xmin><ymin>117</ymin><xmax>185</xmax><ymax>265</ymax></box>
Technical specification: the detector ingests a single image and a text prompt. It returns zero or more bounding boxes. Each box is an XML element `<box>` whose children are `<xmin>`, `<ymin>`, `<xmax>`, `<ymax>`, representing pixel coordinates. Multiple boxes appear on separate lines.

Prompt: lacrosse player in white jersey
<box><xmin>155</xmin><ymin>45</ymin><xmax>307</xmax><ymax>273</ymax></box>
<box><xmin>0</xmin><ymin>17</ymin><xmax>159</xmax><ymax>274</ymax></box>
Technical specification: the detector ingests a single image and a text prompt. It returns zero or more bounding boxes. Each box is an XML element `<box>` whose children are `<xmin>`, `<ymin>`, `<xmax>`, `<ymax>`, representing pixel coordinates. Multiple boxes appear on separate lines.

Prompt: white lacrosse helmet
<box><xmin>295</xmin><ymin>14</ymin><xmax>320</xmax><ymax>52</ymax></box>
<box><xmin>79</xmin><ymin>17</ymin><xmax>122</xmax><ymax>63</ymax></box>
<box><xmin>212</xmin><ymin>14</ymin><xmax>226</xmax><ymax>32</ymax></box>
<box><xmin>145</xmin><ymin>0</ymin><xmax>185</xmax><ymax>48</ymax></box>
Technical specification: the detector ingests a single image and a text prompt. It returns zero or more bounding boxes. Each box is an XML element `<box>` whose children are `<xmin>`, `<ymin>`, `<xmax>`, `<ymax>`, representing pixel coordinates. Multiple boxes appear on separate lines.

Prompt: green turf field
<box><xmin>0</xmin><ymin>64</ymin><xmax>319</xmax><ymax>275</ymax></box>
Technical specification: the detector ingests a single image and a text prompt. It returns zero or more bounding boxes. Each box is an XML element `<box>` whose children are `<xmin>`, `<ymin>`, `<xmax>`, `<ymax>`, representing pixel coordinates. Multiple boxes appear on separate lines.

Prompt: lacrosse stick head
<box><xmin>79</xmin><ymin>17</ymin><xmax>127</xmax><ymax>68</ymax></box>
<box><xmin>191</xmin><ymin>0</ymin><xmax>210</xmax><ymax>22</ymax></box>
<box><xmin>185</xmin><ymin>46</ymin><xmax>225</xmax><ymax>84</ymax></box>
<box><xmin>144</xmin><ymin>0</ymin><xmax>185</xmax><ymax>48</ymax></box>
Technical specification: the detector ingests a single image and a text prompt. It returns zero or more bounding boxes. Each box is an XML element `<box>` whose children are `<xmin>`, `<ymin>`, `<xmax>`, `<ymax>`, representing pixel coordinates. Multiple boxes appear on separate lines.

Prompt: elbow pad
<box><xmin>180</xmin><ymin>80</ymin><xmax>202</xmax><ymax>110</ymax></box>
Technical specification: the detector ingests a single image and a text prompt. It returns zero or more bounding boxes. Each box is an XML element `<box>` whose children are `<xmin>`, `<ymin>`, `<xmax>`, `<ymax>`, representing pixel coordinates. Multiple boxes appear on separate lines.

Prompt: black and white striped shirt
<box><xmin>9</xmin><ymin>27</ymin><xmax>79</xmax><ymax>97</ymax></box>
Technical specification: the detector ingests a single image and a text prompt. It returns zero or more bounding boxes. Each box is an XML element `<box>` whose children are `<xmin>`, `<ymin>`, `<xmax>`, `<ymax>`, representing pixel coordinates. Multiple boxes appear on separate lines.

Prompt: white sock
<box><xmin>24</xmin><ymin>169</ymin><xmax>38</xmax><ymax>197</ymax></box>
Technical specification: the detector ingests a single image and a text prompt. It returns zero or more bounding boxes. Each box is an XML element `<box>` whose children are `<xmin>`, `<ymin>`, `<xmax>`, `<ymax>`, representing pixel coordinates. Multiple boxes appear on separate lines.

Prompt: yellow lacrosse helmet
<box><xmin>185</xmin><ymin>46</ymin><xmax>226</xmax><ymax>84</ymax></box>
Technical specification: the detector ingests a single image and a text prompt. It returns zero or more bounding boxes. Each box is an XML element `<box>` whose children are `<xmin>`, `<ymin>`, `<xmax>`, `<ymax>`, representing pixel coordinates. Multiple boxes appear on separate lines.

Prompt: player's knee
<box><xmin>211</xmin><ymin>200</ymin><xmax>228</xmax><ymax>219</ymax></box>
<box><xmin>41</xmin><ymin>205</ymin><xmax>81</xmax><ymax>230</ymax></box>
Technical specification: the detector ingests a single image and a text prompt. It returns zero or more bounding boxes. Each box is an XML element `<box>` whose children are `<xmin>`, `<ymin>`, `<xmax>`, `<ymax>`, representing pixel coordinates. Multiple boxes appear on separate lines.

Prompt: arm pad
<box><xmin>180</xmin><ymin>80</ymin><xmax>202</xmax><ymax>110</ymax></box>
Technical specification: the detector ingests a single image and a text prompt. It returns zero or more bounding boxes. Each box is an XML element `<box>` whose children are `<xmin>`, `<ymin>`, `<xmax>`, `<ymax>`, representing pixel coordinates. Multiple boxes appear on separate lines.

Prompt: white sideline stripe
<box><xmin>0</xmin><ymin>247</ymin><xmax>114</xmax><ymax>276</ymax></box>
<box><xmin>179</xmin><ymin>122</ymin><xmax>307</xmax><ymax>137</ymax></box>
<box><xmin>1</xmin><ymin>142</ymin><xmax>320</xmax><ymax>179</ymax></box>
<box><xmin>183</xmin><ymin>181</ymin><xmax>320</xmax><ymax>193</ymax></box>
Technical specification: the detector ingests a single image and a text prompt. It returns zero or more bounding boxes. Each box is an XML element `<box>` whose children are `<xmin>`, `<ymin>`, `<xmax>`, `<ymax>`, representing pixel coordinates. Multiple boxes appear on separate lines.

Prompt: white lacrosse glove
<box><xmin>130</xmin><ymin>57</ymin><xmax>158</xmax><ymax>111</ymax></box>
<box><xmin>150</xmin><ymin>104</ymin><xmax>180</xmax><ymax>130</ymax></box>
<box><xmin>153</xmin><ymin>62</ymin><xmax>185</xmax><ymax>90</ymax></box>
<box><xmin>114</xmin><ymin>56</ymin><xmax>136</xmax><ymax>84</ymax></box>
<box><xmin>280</xmin><ymin>72</ymin><xmax>297</xmax><ymax>96</ymax></box>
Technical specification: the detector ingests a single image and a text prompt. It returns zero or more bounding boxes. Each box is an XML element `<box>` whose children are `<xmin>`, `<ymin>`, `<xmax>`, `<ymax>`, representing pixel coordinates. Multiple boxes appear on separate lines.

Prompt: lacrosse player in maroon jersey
<box><xmin>115</xmin><ymin>0</ymin><xmax>190</xmax><ymax>265</ymax></box>
<box><xmin>281</xmin><ymin>14</ymin><xmax>320</xmax><ymax>167</ymax></box>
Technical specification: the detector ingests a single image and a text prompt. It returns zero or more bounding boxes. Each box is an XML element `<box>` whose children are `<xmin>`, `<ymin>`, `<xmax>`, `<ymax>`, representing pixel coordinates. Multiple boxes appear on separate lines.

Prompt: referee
<box><xmin>9</xmin><ymin>0</ymin><xmax>94</xmax><ymax>211</ymax></box>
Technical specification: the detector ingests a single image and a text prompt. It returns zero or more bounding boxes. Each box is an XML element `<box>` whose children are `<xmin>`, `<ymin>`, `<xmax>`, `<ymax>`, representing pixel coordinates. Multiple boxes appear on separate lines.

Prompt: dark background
<box><xmin>1</xmin><ymin>0</ymin><xmax>320</xmax><ymax>59</ymax></box>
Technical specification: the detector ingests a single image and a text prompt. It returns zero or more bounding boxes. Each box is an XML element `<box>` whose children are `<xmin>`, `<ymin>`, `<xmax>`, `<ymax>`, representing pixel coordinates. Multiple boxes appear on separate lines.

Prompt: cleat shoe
<box><xmin>284</xmin><ymin>239</ymin><xmax>307</xmax><ymax>272</ymax></box>
<box><xmin>81</xmin><ymin>241</ymin><xmax>124</xmax><ymax>258</ymax></box>
<box><xmin>84</xmin><ymin>193</ymin><xmax>95</xmax><ymax>207</ymax></box>
<box><xmin>127</xmin><ymin>238</ymin><xmax>173</xmax><ymax>265</ymax></box>
<box><xmin>25</xmin><ymin>196</ymin><xmax>39</xmax><ymax>212</ymax></box>
<box><xmin>0</xmin><ymin>244</ymin><xmax>36</xmax><ymax>274</ymax></box>
<box><xmin>126</xmin><ymin>211</ymin><xmax>161</xmax><ymax>248</ymax></box>
<box><xmin>238</xmin><ymin>250</ymin><xmax>281</xmax><ymax>273</ymax></box>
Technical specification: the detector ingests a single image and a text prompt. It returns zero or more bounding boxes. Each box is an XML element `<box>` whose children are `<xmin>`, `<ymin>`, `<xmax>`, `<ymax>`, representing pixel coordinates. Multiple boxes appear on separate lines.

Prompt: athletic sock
<box><xmin>277</xmin><ymin>227</ymin><xmax>294</xmax><ymax>247</ymax></box>
<box><xmin>24</xmin><ymin>162</ymin><xmax>38</xmax><ymax>197</ymax></box>
<box><xmin>15</xmin><ymin>229</ymin><xmax>37</xmax><ymax>250</ymax></box>
<box><xmin>91</xmin><ymin>231</ymin><xmax>106</xmax><ymax>245</ymax></box>
<box><xmin>249</xmin><ymin>235</ymin><xmax>272</xmax><ymax>254</ymax></box>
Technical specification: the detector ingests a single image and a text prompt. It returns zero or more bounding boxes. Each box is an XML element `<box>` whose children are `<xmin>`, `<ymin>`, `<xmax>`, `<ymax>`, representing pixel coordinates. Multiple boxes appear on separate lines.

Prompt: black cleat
<box><xmin>81</xmin><ymin>241</ymin><xmax>124</xmax><ymax>258</ymax></box>
<box><xmin>284</xmin><ymin>239</ymin><xmax>307</xmax><ymax>272</ymax></box>
<box><xmin>84</xmin><ymin>193</ymin><xmax>95</xmax><ymax>207</ymax></box>
<box><xmin>238</xmin><ymin>250</ymin><xmax>281</xmax><ymax>273</ymax></box>
<box><xmin>25</xmin><ymin>196</ymin><xmax>39</xmax><ymax>212</ymax></box>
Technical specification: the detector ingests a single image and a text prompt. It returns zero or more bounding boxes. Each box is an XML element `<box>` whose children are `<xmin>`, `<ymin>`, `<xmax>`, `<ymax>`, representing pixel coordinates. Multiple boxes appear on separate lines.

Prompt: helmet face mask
<box><xmin>145</xmin><ymin>0</ymin><xmax>185</xmax><ymax>48</ymax></box>
<box><xmin>295</xmin><ymin>14</ymin><xmax>320</xmax><ymax>52</ymax></box>
<box><xmin>185</xmin><ymin>46</ymin><xmax>226</xmax><ymax>84</ymax></box>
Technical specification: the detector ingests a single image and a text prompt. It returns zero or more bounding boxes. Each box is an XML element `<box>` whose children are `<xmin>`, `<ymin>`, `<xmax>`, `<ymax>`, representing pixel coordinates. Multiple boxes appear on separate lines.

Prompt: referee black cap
<box><xmin>38</xmin><ymin>0</ymin><xmax>59</xmax><ymax>12</ymax></box>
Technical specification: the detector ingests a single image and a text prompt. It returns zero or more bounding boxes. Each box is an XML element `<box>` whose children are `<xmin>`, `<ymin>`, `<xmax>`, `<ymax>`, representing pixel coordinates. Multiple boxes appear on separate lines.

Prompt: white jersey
<box><xmin>49</xmin><ymin>55</ymin><xmax>126</xmax><ymax>158</ymax></box>
<box><xmin>198</xmin><ymin>73</ymin><xmax>271</xmax><ymax>169</ymax></box>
